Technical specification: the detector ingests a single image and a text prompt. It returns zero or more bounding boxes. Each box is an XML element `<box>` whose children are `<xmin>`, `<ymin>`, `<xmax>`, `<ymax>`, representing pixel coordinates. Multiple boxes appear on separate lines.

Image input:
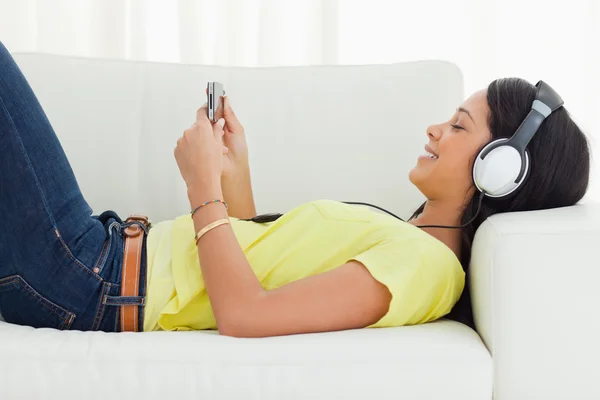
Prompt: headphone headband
<box><xmin>535</xmin><ymin>80</ymin><xmax>564</xmax><ymax>112</ymax></box>
<box><xmin>507</xmin><ymin>81</ymin><xmax>564</xmax><ymax>155</ymax></box>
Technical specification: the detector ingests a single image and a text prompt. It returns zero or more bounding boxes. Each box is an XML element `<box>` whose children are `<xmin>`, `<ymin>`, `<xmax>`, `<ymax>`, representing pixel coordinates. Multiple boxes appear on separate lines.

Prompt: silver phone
<box><xmin>207</xmin><ymin>82</ymin><xmax>225</xmax><ymax>122</ymax></box>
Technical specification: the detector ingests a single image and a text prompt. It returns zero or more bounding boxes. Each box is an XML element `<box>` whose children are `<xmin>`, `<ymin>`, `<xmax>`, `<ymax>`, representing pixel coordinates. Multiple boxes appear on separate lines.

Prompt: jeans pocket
<box><xmin>90</xmin><ymin>231</ymin><xmax>113</xmax><ymax>275</ymax></box>
<box><xmin>0</xmin><ymin>275</ymin><xmax>76</xmax><ymax>330</ymax></box>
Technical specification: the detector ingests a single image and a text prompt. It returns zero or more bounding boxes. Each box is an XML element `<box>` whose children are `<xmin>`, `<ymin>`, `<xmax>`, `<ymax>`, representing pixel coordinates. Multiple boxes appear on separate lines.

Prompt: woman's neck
<box><xmin>408</xmin><ymin>199</ymin><xmax>464</xmax><ymax>259</ymax></box>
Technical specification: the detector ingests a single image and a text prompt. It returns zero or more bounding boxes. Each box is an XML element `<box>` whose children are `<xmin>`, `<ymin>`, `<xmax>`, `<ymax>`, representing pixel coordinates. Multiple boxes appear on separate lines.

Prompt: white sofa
<box><xmin>0</xmin><ymin>53</ymin><xmax>598</xmax><ymax>400</ymax></box>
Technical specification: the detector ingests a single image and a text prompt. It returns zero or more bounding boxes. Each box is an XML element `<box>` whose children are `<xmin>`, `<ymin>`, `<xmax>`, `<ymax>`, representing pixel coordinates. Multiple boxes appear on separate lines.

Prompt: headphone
<box><xmin>343</xmin><ymin>80</ymin><xmax>565</xmax><ymax>229</ymax></box>
<box><xmin>472</xmin><ymin>80</ymin><xmax>564</xmax><ymax>199</ymax></box>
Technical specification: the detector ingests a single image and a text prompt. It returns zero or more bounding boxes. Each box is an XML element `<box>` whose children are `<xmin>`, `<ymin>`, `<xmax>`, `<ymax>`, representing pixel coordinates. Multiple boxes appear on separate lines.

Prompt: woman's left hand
<box><xmin>174</xmin><ymin>104</ymin><xmax>227</xmax><ymax>196</ymax></box>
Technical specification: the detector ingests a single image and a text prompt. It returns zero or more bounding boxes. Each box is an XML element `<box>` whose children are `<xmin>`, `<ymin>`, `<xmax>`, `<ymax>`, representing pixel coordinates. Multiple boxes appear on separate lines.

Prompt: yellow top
<box><xmin>143</xmin><ymin>200</ymin><xmax>465</xmax><ymax>332</ymax></box>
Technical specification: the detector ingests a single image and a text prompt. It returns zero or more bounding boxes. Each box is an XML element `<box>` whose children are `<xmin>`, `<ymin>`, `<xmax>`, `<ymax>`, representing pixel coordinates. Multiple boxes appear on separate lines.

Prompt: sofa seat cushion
<box><xmin>0</xmin><ymin>319</ymin><xmax>492</xmax><ymax>399</ymax></box>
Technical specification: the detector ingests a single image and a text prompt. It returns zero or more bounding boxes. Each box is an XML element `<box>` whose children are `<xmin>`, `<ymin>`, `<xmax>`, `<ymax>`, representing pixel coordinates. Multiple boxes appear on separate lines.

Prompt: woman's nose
<box><xmin>427</xmin><ymin>124</ymin><xmax>442</xmax><ymax>140</ymax></box>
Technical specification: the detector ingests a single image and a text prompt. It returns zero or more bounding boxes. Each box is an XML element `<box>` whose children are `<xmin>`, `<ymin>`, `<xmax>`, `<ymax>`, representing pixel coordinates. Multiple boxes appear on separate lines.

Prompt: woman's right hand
<box><xmin>221</xmin><ymin>96</ymin><xmax>249</xmax><ymax>178</ymax></box>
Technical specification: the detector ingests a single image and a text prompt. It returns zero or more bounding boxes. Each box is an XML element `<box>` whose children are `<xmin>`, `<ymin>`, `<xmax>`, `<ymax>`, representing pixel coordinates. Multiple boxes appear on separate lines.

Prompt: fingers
<box><xmin>223</xmin><ymin>96</ymin><xmax>235</xmax><ymax>118</ymax></box>
<box><xmin>196</xmin><ymin>103</ymin><xmax>209</xmax><ymax>123</ymax></box>
<box><xmin>179</xmin><ymin>124</ymin><xmax>194</xmax><ymax>144</ymax></box>
<box><xmin>213</xmin><ymin>118</ymin><xmax>226</xmax><ymax>144</ymax></box>
<box><xmin>223</xmin><ymin>96</ymin><xmax>244</xmax><ymax>134</ymax></box>
<box><xmin>174</xmin><ymin>124</ymin><xmax>194</xmax><ymax>154</ymax></box>
<box><xmin>223</xmin><ymin>96</ymin><xmax>239</xmax><ymax>122</ymax></box>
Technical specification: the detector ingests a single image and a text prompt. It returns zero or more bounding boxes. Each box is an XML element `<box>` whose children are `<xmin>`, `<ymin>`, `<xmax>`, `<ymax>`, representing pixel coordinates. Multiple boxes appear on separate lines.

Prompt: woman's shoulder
<box><xmin>305</xmin><ymin>199</ymin><xmax>375</xmax><ymax>222</ymax></box>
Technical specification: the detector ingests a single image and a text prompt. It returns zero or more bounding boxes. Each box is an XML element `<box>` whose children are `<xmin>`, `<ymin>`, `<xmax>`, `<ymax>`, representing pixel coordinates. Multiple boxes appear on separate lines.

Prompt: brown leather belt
<box><xmin>120</xmin><ymin>214</ymin><xmax>151</xmax><ymax>332</ymax></box>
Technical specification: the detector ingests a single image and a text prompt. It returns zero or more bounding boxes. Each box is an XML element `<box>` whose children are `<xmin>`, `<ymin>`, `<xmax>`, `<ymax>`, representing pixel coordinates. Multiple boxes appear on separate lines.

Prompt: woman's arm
<box><xmin>176</xmin><ymin>104</ymin><xmax>391</xmax><ymax>338</ymax></box>
<box><xmin>221</xmin><ymin>167</ymin><xmax>256</xmax><ymax>219</ymax></box>
<box><xmin>189</xmin><ymin>190</ymin><xmax>392</xmax><ymax>338</ymax></box>
<box><xmin>220</xmin><ymin>97</ymin><xmax>257</xmax><ymax>219</ymax></box>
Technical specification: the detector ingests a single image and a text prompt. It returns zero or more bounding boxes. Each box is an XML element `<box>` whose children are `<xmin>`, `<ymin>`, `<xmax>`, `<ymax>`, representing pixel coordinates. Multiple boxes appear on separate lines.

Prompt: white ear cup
<box><xmin>473</xmin><ymin>139</ymin><xmax>530</xmax><ymax>198</ymax></box>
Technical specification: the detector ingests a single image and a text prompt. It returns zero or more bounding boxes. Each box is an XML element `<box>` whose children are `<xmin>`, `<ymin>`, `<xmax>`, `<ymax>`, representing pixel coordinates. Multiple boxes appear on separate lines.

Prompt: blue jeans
<box><xmin>0</xmin><ymin>42</ymin><xmax>148</xmax><ymax>332</ymax></box>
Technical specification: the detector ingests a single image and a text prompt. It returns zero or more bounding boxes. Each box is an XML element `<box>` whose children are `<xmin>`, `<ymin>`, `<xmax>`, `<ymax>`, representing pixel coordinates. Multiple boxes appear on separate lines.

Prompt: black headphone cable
<box><xmin>342</xmin><ymin>191</ymin><xmax>486</xmax><ymax>230</ymax></box>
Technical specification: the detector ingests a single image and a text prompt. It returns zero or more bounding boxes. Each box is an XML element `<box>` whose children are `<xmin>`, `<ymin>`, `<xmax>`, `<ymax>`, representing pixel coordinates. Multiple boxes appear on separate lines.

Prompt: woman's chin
<box><xmin>409</xmin><ymin>163</ymin><xmax>431</xmax><ymax>188</ymax></box>
<box><xmin>408</xmin><ymin>166</ymin><xmax>421</xmax><ymax>186</ymax></box>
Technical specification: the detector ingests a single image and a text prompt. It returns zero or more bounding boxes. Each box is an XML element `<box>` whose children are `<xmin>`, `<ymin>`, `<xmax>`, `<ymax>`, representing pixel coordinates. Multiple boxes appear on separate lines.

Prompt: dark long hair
<box><xmin>245</xmin><ymin>78</ymin><xmax>591</xmax><ymax>329</ymax></box>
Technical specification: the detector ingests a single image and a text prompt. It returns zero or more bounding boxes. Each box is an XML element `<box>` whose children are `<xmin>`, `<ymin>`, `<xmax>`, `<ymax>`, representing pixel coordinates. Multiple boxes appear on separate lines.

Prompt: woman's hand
<box><xmin>221</xmin><ymin>96</ymin><xmax>249</xmax><ymax>177</ymax></box>
<box><xmin>218</xmin><ymin>96</ymin><xmax>257</xmax><ymax>219</ymax></box>
<box><xmin>174</xmin><ymin>104</ymin><xmax>227</xmax><ymax>200</ymax></box>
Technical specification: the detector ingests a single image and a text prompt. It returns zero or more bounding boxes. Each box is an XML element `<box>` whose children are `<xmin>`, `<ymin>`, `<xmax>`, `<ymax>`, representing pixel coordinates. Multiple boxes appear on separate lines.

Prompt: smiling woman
<box><xmin>408</xmin><ymin>78</ymin><xmax>590</xmax><ymax>326</ymax></box>
<box><xmin>0</xmin><ymin>36</ymin><xmax>590</xmax><ymax>336</ymax></box>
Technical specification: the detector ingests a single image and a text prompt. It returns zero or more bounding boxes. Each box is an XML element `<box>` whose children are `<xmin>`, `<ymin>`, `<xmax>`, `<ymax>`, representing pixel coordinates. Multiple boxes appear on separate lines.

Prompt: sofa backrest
<box><xmin>12</xmin><ymin>53</ymin><xmax>463</xmax><ymax>223</ymax></box>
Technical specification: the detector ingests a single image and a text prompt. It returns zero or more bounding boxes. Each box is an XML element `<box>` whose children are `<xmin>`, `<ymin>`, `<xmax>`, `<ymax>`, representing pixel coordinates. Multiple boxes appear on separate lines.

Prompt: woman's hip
<box><xmin>0</xmin><ymin>210</ymin><xmax>150</xmax><ymax>332</ymax></box>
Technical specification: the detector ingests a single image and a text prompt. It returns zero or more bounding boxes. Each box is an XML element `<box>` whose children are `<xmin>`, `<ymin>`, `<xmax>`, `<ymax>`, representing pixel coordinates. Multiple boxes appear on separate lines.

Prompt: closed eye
<box><xmin>450</xmin><ymin>124</ymin><xmax>465</xmax><ymax>131</ymax></box>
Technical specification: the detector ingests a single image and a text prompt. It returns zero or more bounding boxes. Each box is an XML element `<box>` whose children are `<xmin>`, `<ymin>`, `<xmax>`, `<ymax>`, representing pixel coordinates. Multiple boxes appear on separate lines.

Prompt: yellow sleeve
<box><xmin>351</xmin><ymin>239</ymin><xmax>465</xmax><ymax>328</ymax></box>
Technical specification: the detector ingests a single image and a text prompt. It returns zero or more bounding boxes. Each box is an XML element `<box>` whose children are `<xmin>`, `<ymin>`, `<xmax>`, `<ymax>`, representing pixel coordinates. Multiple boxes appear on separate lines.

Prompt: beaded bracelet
<box><xmin>190</xmin><ymin>199</ymin><xmax>228</xmax><ymax>217</ymax></box>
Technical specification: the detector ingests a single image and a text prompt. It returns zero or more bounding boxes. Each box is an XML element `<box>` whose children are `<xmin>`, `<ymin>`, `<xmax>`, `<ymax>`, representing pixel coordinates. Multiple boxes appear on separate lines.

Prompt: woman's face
<box><xmin>409</xmin><ymin>89</ymin><xmax>493</xmax><ymax>202</ymax></box>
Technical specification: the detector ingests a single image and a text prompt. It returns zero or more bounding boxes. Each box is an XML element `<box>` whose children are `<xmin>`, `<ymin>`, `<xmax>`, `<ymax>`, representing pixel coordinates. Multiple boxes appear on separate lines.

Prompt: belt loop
<box><xmin>108</xmin><ymin>221</ymin><xmax>122</xmax><ymax>238</ymax></box>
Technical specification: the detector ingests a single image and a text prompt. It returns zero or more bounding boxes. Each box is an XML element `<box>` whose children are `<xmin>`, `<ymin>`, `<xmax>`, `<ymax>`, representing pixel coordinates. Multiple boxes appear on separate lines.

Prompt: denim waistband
<box><xmin>94</xmin><ymin>210</ymin><xmax>123</xmax><ymax>235</ymax></box>
<box><xmin>96</xmin><ymin>210</ymin><xmax>151</xmax><ymax>237</ymax></box>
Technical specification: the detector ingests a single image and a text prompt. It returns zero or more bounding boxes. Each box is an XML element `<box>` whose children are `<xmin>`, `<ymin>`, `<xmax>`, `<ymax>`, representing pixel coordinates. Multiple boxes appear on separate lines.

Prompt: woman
<box><xmin>0</xmin><ymin>42</ymin><xmax>590</xmax><ymax>336</ymax></box>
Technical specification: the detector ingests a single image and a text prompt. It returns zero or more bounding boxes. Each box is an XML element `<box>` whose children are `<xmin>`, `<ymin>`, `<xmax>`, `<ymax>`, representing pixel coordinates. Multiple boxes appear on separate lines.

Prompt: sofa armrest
<box><xmin>470</xmin><ymin>203</ymin><xmax>600</xmax><ymax>400</ymax></box>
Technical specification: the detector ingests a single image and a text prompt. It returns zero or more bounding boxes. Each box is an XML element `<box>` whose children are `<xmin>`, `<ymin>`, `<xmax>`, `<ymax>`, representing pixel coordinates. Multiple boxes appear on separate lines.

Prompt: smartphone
<box><xmin>207</xmin><ymin>82</ymin><xmax>225</xmax><ymax>122</ymax></box>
